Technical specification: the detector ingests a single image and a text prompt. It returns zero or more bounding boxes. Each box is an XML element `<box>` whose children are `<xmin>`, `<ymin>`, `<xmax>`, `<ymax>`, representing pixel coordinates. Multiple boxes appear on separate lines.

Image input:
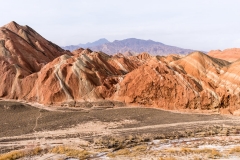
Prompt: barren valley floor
<box><xmin>1</xmin><ymin>101</ymin><xmax>240</xmax><ymax>159</ymax></box>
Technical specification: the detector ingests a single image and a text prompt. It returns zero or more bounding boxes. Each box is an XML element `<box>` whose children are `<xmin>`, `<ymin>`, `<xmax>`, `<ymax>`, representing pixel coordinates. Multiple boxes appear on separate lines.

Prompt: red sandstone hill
<box><xmin>208</xmin><ymin>48</ymin><xmax>240</xmax><ymax>62</ymax></box>
<box><xmin>2</xmin><ymin>21</ymin><xmax>240</xmax><ymax>115</ymax></box>
<box><xmin>0</xmin><ymin>21</ymin><xmax>71</xmax><ymax>98</ymax></box>
<box><xmin>24</xmin><ymin>49</ymin><xmax>140</xmax><ymax>104</ymax></box>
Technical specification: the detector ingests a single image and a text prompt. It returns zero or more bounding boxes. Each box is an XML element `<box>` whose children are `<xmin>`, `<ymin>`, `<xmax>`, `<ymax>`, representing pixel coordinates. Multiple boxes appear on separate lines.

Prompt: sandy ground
<box><xmin>1</xmin><ymin>100</ymin><xmax>240</xmax><ymax>159</ymax></box>
<box><xmin>0</xmin><ymin>100</ymin><xmax>232</xmax><ymax>137</ymax></box>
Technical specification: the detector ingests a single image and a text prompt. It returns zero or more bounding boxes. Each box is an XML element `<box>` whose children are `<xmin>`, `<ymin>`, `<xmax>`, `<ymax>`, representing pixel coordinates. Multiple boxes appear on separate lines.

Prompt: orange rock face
<box><xmin>208</xmin><ymin>48</ymin><xmax>240</xmax><ymax>62</ymax></box>
<box><xmin>25</xmin><ymin>50</ymin><xmax>139</xmax><ymax>104</ymax></box>
<box><xmin>0</xmin><ymin>21</ymin><xmax>71</xmax><ymax>99</ymax></box>
<box><xmin>112</xmin><ymin>57</ymin><xmax>202</xmax><ymax>109</ymax></box>
<box><xmin>111</xmin><ymin>52</ymin><xmax>240</xmax><ymax>114</ymax></box>
<box><xmin>1</xmin><ymin>21</ymin><xmax>240</xmax><ymax>114</ymax></box>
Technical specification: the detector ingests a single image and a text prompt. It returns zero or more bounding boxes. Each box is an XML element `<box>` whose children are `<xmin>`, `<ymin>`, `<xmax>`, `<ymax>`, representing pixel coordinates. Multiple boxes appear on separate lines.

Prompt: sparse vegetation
<box><xmin>1</xmin><ymin>101</ymin><xmax>240</xmax><ymax>159</ymax></box>
<box><xmin>229</xmin><ymin>146</ymin><xmax>240</xmax><ymax>154</ymax></box>
<box><xmin>165</xmin><ymin>147</ymin><xmax>222</xmax><ymax>158</ymax></box>
<box><xmin>0</xmin><ymin>146</ymin><xmax>90</xmax><ymax>160</ymax></box>
<box><xmin>159</xmin><ymin>157</ymin><xmax>177</xmax><ymax>160</ymax></box>
<box><xmin>0</xmin><ymin>150</ymin><xmax>25</xmax><ymax>160</ymax></box>
<box><xmin>94</xmin><ymin>134</ymin><xmax>151</xmax><ymax>150</ymax></box>
<box><xmin>131</xmin><ymin>144</ymin><xmax>147</xmax><ymax>152</ymax></box>
<box><xmin>50</xmin><ymin>146</ymin><xmax>90</xmax><ymax>159</ymax></box>
<box><xmin>107</xmin><ymin>148</ymin><xmax>131</xmax><ymax>157</ymax></box>
<box><xmin>208</xmin><ymin>149</ymin><xmax>222</xmax><ymax>159</ymax></box>
<box><xmin>2</xmin><ymin>137</ymin><xmax>240</xmax><ymax>159</ymax></box>
<box><xmin>0</xmin><ymin>147</ymin><xmax>43</xmax><ymax>160</ymax></box>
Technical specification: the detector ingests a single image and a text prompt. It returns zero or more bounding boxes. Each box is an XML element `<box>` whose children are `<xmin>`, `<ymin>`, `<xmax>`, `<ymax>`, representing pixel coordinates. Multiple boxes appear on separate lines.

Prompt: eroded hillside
<box><xmin>1</xmin><ymin>22</ymin><xmax>240</xmax><ymax>115</ymax></box>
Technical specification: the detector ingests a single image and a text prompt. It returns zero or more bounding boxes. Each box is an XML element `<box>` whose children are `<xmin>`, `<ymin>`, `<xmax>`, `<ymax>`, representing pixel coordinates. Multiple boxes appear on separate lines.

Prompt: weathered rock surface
<box><xmin>25</xmin><ymin>49</ymin><xmax>139</xmax><ymax>105</ymax></box>
<box><xmin>0</xmin><ymin>21</ymin><xmax>71</xmax><ymax>99</ymax></box>
<box><xmin>111</xmin><ymin>51</ymin><xmax>240</xmax><ymax>114</ymax></box>
<box><xmin>1</xmin><ymin>21</ymin><xmax>240</xmax><ymax>114</ymax></box>
<box><xmin>208</xmin><ymin>48</ymin><xmax>240</xmax><ymax>62</ymax></box>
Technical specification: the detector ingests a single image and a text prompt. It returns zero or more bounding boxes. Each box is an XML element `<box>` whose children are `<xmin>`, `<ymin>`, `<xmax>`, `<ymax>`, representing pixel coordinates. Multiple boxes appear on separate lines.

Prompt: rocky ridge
<box><xmin>0</xmin><ymin>21</ymin><xmax>71</xmax><ymax>99</ymax></box>
<box><xmin>208</xmin><ymin>48</ymin><xmax>240</xmax><ymax>62</ymax></box>
<box><xmin>1</xmin><ymin>22</ymin><xmax>240</xmax><ymax>115</ymax></box>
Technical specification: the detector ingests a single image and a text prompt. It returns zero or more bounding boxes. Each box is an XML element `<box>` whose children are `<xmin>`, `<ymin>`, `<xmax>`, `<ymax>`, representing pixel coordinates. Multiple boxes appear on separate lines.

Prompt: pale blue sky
<box><xmin>0</xmin><ymin>0</ymin><xmax>240</xmax><ymax>51</ymax></box>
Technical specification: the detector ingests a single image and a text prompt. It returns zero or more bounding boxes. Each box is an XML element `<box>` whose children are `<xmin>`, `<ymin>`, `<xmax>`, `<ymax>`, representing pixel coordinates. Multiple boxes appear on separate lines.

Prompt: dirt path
<box><xmin>112</xmin><ymin>119</ymin><xmax>240</xmax><ymax>133</ymax></box>
<box><xmin>1</xmin><ymin>118</ymin><xmax>240</xmax><ymax>154</ymax></box>
<box><xmin>33</xmin><ymin>109</ymin><xmax>42</xmax><ymax>132</ymax></box>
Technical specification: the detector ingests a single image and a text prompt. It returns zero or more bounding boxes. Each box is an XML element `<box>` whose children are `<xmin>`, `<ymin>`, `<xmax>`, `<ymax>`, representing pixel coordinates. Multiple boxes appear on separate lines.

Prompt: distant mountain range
<box><xmin>62</xmin><ymin>38</ymin><xmax>195</xmax><ymax>55</ymax></box>
<box><xmin>63</xmin><ymin>38</ymin><xmax>109</xmax><ymax>51</ymax></box>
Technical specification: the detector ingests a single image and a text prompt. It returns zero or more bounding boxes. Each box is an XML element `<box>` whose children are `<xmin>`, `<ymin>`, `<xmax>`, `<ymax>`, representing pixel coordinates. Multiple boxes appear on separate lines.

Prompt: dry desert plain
<box><xmin>2</xmin><ymin>21</ymin><xmax>240</xmax><ymax>159</ymax></box>
<box><xmin>1</xmin><ymin>100</ymin><xmax>240</xmax><ymax>159</ymax></box>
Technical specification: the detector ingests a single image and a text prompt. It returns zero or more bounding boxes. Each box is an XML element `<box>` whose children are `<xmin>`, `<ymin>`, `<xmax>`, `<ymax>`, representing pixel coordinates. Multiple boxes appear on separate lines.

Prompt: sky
<box><xmin>0</xmin><ymin>0</ymin><xmax>240</xmax><ymax>51</ymax></box>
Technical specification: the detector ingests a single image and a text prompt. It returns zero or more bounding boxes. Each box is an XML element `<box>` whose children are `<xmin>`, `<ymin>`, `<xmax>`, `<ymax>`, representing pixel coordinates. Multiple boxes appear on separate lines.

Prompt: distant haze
<box><xmin>1</xmin><ymin>0</ymin><xmax>240</xmax><ymax>51</ymax></box>
<box><xmin>63</xmin><ymin>38</ymin><xmax>110</xmax><ymax>51</ymax></box>
<box><xmin>63</xmin><ymin>38</ymin><xmax>195</xmax><ymax>55</ymax></box>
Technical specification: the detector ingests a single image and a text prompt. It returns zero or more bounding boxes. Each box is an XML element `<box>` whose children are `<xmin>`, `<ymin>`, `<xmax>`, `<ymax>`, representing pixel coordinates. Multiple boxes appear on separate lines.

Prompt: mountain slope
<box><xmin>24</xmin><ymin>49</ymin><xmax>141</xmax><ymax>104</ymax></box>
<box><xmin>90</xmin><ymin>38</ymin><xmax>195</xmax><ymax>55</ymax></box>
<box><xmin>63</xmin><ymin>38</ymin><xmax>109</xmax><ymax>51</ymax></box>
<box><xmin>0</xmin><ymin>21</ymin><xmax>71</xmax><ymax>99</ymax></box>
<box><xmin>2</xmin><ymin>21</ymin><xmax>240</xmax><ymax>115</ymax></box>
<box><xmin>63</xmin><ymin>38</ymin><xmax>195</xmax><ymax>55</ymax></box>
<box><xmin>208</xmin><ymin>48</ymin><xmax>240</xmax><ymax>62</ymax></box>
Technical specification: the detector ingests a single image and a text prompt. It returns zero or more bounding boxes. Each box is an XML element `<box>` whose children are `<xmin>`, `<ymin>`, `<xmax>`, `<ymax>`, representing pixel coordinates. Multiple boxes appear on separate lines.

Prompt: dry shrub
<box><xmin>131</xmin><ymin>145</ymin><xmax>147</xmax><ymax>152</ymax></box>
<box><xmin>94</xmin><ymin>136</ymin><xmax>126</xmax><ymax>149</ymax></box>
<box><xmin>194</xmin><ymin>148</ymin><xmax>212</xmax><ymax>154</ymax></box>
<box><xmin>159</xmin><ymin>157</ymin><xmax>176</xmax><ymax>160</ymax></box>
<box><xmin>165</xmin><ymin>148</ymin><xmax>178</xmax><ymax>154</ymax></box>
<box><xmin>0</xmin><ymin>150</ymin><xmax>25</xmax><ymax>160</ymax></box>
<box><xmin>0</xmin><ymin>146</ymin><xmax>44</xmax><ymax>160</ymax></box>
<box><xmin>128</xmin><ymin>145</ymin><xmax>148</xmax><ymax>157</ymax></box>
<box><xmin>181</xmin><ymin>147</ymin><xmax>193</xmax><ymax>154</ymax></box>
<box><xmin>115</xmin><ymin>148</ymin><xmax>131</xmax><ymax>155</ymax></box>
<box><xmin>107</xmin><ymin>148</ymin><xmax>130</xmax><ymax>157</ymax></box>
<box><xmin>165</xmin><ymin>147</ymin><xmax>222</xmax><ymax>158</ymax></box>
<box><xmin>208</xmin><ymin>149</ymin><xmax>222</xmax><ymax>159</ymax></box>
<box><xmin>229</xmin><ymin>146</ymin><xmax>240</xmax><ymax>154</ymax></box>
<box><xmin>29</xmin><ymin>147</ymin><xmax>43</xmax><ymax>155</ymax></box>
<box><xmin>51</xmin><ymin>146</ymin><xmax>89</xmax><ymax>159</ymax></box>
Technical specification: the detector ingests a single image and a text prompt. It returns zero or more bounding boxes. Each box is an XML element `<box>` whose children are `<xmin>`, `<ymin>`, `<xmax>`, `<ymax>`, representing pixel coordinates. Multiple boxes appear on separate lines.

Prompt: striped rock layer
<box><xmin>1</xmin><ymin>21</ymin><xmax>240</xmax><ymax>115</ymax></box>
